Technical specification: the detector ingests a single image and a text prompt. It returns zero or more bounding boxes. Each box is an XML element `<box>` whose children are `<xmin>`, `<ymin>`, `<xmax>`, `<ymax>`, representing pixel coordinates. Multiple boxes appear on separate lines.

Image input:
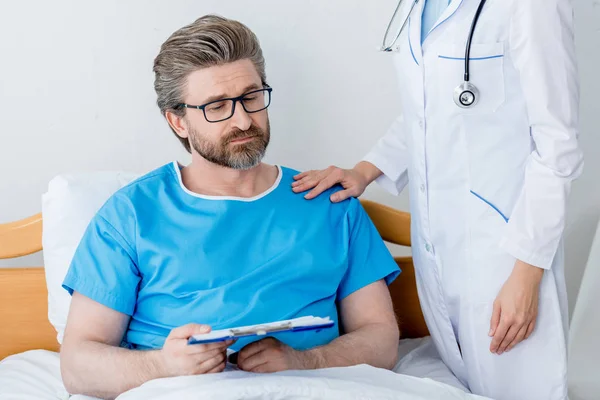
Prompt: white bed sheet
<box><xmin>0</xmin><ymin>338</ymin><xmax>474</xmax><ymax>400</ymax></box>
<box><xmin>394</xmin><ymin>336</ymin><xmax>468</xmax><ymax>392</ymax></box>
<box><xmin>0</xmin><ymin>350</ymin><xmax>98</xmax><ymax>400</ymax></box>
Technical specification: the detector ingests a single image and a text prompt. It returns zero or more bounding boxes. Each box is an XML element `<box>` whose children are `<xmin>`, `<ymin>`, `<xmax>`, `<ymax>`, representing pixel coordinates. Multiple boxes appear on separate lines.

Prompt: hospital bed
<box><xmin>0</xmin><ymin>172</ymin><xmax>486</xmax><ymax>399</ymax></box>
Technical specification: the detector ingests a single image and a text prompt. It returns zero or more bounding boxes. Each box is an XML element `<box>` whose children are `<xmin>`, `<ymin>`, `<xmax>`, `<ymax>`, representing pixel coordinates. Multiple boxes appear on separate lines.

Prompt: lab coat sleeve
<box><xmin>499</xmin><ymin>0</ymin><xmax>584</xmax><ymax>270</ymax></box>
<box><xmin>362</xmin><ymin>115</ymin><xmax>410</xmax><ymax>196</ymax></box>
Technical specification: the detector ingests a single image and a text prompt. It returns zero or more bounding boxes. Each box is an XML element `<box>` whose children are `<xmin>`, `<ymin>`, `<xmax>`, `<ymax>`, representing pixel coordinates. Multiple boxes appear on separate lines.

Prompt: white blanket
<box><xmin>118</xmin><ymin>365</ymin><xmax>490</xmax><ymax>400</ymax></box>
<box><xmin>0</xmin><ymin>339</ymin><xmax>491</xmax><ymax>400</ymax></box>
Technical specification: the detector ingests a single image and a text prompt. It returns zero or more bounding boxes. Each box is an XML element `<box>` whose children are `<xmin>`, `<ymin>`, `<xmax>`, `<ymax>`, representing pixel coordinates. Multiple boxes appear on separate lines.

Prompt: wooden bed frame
<box><xmin>0</xmin><ymin>200</ymin><xmax>428</xmax><ymax>361</ymax></box>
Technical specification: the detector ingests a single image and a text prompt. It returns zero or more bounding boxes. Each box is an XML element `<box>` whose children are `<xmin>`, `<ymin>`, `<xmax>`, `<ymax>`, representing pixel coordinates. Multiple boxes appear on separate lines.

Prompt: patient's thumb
<box><xmin>170</xmin><ymin>323</ymin><xmax>211</xmax><ymax>339</ymax></box>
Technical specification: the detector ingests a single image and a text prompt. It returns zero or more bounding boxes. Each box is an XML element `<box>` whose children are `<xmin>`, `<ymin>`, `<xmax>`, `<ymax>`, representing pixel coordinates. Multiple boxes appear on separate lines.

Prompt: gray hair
<box><xmin>153</xmin><ymin>15</ymin><xmax>267</xmax><ymax>153</ymax></box>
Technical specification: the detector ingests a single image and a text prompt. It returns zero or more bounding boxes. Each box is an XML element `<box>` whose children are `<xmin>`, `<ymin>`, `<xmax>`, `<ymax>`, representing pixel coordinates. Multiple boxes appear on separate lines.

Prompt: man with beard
<box><xmin>59</xmin><ymin>15</ymin><xmax>401</xmax><ymax>399</ymax></box>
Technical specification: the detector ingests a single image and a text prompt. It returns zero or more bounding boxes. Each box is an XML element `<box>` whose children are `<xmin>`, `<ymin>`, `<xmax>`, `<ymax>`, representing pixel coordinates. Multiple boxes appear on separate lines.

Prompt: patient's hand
<box><xmin>236</xmin><ymin>337</ymin><xmax>314</xmax><ymax>373</ymax></box>
<box><xmin>159</xmin><ymin>324</ymin><xmax>234</xmax><ymax>377</ymax></box>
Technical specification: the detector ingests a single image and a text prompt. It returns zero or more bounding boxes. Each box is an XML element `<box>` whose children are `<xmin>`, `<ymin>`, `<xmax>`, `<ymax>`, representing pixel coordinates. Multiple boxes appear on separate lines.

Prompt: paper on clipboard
<box><xmin>187</xmin><ymin>316</ymin><xmax>334</xmax><ymax>345</ymax></box>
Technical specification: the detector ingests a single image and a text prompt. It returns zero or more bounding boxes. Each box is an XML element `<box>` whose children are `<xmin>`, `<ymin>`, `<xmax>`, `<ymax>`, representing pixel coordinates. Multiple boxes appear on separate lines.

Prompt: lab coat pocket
<box><xmin>467</xmin><ymin>190</ymin><xmax>514</xmax><ymax>301</ymax></box>
<box><xmin>468</xmin><ymin>189</ymin><xmax>509</xmax><ymax>250</ymax></box>
<box><xmin>437</xmin><ymin>42</ymin><xmax>505</xmax><ymax>113</ymax></box>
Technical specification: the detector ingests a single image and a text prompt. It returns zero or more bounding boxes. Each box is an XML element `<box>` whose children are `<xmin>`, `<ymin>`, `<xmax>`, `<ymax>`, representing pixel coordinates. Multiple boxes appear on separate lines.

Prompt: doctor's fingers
<box><xmin>305</xmin><ymin>177</ymin><xmax>342</xmax><ymax>200</ymax></box>
<box><xmin>489</xmin><ymin>302</ymin><xmax>502</xmax><ymax>336</ymax></box>
<box><xmin>292</xmin><ymin>171</ymin><xmax>325</xmax><ymax>192</ymax></box>
<box><xmin>293</xmin><ymin>165</ymin><xmax>341</xmax><ymax>182</ymax></box>
<box><xmin>305</xmin><ymin>169</ymin><xmax>350</xmax><ymax>199</ymax></box>
<box><xmin>489</xmin><ymin>318</ymin><xmax>511</xmax><ymax>353</ymax></box>
<box><xmin>292</xmin><ymin>171</ymin><xmax>317</xmax><ymax>186</ymax></box>
<box><xmin>506</xmin><ymin>324</ymin><xmax>529</xmax><ymax>352</ymax></box>
<box><xmin>292</xmin><ymin>178</ymin><xmax>319</xmax><ymax>193</ymax></box>
<box><xmin>294</xmin><ymin>167</ymin><xmax>337</xmax><ymax>187</ymax></box>
<box><xmin>293</xmin><ymin>171</ymin><xmax>311</xmax><ymax>180</ymax></box>
<box><xmin>524</xmin><ymin>320</ymin><xmax>536</xmax><ymax>339</ymax></box>
<box><xmin>330</xmin><ymin>188</ymin><xmax>355</xmax><ymax>203</ymax></box>
<box><xmin>496</xmin><ymin>324</ymin><xmax>520</xmax><ymax>355</ymax></box>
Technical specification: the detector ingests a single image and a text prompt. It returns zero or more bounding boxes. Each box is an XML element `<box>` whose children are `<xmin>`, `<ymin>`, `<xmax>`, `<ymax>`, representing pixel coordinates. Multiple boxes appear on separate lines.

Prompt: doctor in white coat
<box><xmin>292</xmin><ymin>0</ymin><xmax>583</xmax><ymax>399</ymax></box>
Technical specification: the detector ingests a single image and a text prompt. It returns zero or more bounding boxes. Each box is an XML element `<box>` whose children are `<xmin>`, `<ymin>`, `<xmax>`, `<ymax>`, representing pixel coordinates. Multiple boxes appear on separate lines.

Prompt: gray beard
<box><xmin>189</xmin><ymin>121</ymin><xmax>270</xmax><ymax>170</ymax></box>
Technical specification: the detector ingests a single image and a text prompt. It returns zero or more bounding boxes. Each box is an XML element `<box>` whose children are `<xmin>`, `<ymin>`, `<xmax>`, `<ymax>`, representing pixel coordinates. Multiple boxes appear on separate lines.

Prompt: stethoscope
<box><xmin>380</xmin><ymin>0</ymin><xmax>488</xmax><ymax>109</ymax></box>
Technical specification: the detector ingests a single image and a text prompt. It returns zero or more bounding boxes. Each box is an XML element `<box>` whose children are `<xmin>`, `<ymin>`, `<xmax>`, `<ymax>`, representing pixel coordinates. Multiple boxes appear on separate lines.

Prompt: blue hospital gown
<box><xmin>63</xmin><ymin>162</ymin><xmax>400</xmax><ymax>351</ymax></box>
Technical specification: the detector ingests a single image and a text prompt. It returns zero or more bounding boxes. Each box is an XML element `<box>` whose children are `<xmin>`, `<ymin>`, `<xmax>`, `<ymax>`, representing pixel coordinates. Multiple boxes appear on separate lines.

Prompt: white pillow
<box><xmin>41</xmin><ymin>171</ymin><xmax>139</xmax><ymax>343</ymax></box>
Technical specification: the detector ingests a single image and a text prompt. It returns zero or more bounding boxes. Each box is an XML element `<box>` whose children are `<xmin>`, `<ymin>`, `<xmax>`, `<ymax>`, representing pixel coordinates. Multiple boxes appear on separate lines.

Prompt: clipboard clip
<box><xmin>230</xmin><ymin>321</ymin><xmax>293</xmax><ymax>337</ymax></box>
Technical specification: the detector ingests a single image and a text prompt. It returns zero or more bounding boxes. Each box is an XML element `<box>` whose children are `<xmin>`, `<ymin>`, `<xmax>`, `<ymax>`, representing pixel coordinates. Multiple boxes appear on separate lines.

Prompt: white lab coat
<box><xmin>363</xmin><ymin>0</ymin><xmax>583</xmax><ymax>399</ymax></box>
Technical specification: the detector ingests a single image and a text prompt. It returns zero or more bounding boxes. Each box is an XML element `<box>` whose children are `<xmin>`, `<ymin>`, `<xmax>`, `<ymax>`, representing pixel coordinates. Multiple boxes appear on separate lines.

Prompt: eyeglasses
<box><xmin>177</xmin><ymin>86</ymin><xmax>273</xmax><ymax>123</ymax></box>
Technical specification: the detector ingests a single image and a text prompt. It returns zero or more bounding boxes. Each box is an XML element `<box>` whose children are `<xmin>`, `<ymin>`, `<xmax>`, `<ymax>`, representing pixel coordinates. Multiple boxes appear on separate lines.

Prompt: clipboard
<box><xmin>187</xmin><ymin>316</ymin><xmax>334</xmax><ymax>345</ymax></box>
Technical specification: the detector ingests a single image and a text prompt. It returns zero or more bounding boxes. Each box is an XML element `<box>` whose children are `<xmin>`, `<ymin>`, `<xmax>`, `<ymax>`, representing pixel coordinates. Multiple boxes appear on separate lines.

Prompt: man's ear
<box><xmin>165</xmin><ymin>111</ymin><xmax>189</xmax><ymax>139</ymax></box>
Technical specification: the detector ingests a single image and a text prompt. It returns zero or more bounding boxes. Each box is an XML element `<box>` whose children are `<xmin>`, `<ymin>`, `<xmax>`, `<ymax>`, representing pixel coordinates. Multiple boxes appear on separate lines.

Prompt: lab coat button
<box><xmin>420</xmin><ymin>184</ymin><xmax>425</xmax><ymax>192</ymax></box>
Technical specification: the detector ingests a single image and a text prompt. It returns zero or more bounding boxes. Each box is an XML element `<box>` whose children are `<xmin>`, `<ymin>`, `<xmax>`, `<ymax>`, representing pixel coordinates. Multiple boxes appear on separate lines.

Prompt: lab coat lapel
<box><xmin>407</xmin><ymin>0</ymin><xmax>425</xmax><ymax>66</ymax></box>
<box><xmin>427</xmin><ymin>0</ymin><xmax>465</xmax><ymax>36</ymax></box>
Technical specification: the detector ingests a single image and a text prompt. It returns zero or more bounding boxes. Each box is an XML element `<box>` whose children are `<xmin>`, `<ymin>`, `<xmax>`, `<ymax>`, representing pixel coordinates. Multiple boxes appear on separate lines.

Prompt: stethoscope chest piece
<box><xmin>382</xmin><ymin>0</ymin><xmax>488</xmax><ymax>109</ymax></box>
<box><xmin>454</xmin><ymin>82</ymin><xmax>479</xmax><ymax>108</ymax></box>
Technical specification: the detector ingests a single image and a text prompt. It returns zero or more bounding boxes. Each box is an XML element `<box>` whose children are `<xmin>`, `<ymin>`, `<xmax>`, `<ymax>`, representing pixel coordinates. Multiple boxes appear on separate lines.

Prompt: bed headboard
<box><xmin>360</xmin><ymin>200</ymin><xmax>429</xmax><ymax>339</ymax></box>
<box><xmin>0</xmin><ymin>200</ymin><xmax>428</xmax><ymax>360</ymax></box>
<box><xmin>0</xmin><ymin>213</ymin><xmax>59</xmax><ymax>360</ymax></box>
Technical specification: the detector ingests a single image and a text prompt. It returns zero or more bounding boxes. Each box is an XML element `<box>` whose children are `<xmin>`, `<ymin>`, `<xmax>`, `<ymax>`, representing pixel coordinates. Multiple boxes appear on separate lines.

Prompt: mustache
<box><xmin>224</xmin><ymin>125</ymin><xmax>265</xmax><ymax>144</ymax></box>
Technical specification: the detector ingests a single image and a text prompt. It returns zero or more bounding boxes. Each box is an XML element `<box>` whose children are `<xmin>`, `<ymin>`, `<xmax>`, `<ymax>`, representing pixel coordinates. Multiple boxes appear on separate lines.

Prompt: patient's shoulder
<box><xmin>280</xmin><ymin>165</ymin><xmax>349</xmax><ymax>200</ymax></box>
<box><xmin>119</xmin><ymin>163</ymin><xmax>173</xmax><ymax>194</ymax></box>
<box><xmin>95</xmin><ymin>163</ymin><xmax>173</xmax><ymax>223</ymax></box>
<box><xmin>85</xmin><ymin>164</ymin><xmax>173</xmax><ymax>248</ymax></box>
<box><xmin>279</xmin><ymin>165</ymin><xmax>357</xmax><ymax>215</ymax></box>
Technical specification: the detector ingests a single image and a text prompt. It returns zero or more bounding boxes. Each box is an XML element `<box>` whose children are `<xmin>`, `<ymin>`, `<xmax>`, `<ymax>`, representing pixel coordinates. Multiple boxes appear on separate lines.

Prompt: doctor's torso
<box><xmin>393</xmin><ymin>0</ymin><xmax>542</xmax><ymax>239</ymax></box>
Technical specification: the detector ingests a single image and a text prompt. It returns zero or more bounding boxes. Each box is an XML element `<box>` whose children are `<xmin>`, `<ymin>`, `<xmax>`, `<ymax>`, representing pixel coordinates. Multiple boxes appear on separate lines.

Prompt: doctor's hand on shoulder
<box><xmin>292</xmin><ymin>161</ymin><xmax>383</xmax><ymax>203</ymax></box>
<box><xmin>489</xmin><ymin>260</ymin><xmax>544</xmax><ymax>355</ymax></box>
